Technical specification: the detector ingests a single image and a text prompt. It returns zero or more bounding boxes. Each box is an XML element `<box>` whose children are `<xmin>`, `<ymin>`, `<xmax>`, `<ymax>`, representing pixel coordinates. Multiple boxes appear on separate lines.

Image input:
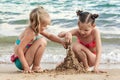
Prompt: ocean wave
<box><xmin>0</xmin><ymin>34</ymin><xmax>120</xmax><ymax>44</ymax></box>
<box><xmin>0</xmin><ymin>48</ymin><xmax>120</xmax><ymax>64</ymax></box>
<box><xmin>0</xmin><ymin>0</ymin><xmax>120</xmax><ymax>43</ymax></box>
<box><xmin>8</xmin><ymin>19</ymin><xmax>28</xmax><ymax>25</ymax></box>
<box><xmin>101</xmin><ymin>49</ymin><xmax>120</xmax><ymax>64</ymax></box>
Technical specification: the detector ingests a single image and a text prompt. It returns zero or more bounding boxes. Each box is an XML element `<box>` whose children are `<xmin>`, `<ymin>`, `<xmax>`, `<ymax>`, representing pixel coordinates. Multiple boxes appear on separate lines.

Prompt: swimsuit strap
<box><xmin>34</xmin><ymin>35</ymin><xmax>39</xmax><ymax>41</ymax></box>
<box><xmin>16</xmin><ymin>39</ymin><xmax>21</xmax><ymax>45</ymax></box>
<box><xmin>15</xmin><ymin>35</ymin><xmax>39</xmax><ymax>46</ymax></box>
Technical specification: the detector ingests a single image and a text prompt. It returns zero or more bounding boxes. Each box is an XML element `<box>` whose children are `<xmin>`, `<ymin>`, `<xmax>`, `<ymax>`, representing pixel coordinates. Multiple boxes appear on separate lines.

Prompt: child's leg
<box><xmin>72</xmin><ymin>42</ymin><xmax>89</xmax><ymax>69</ymax></box>
<box><xmin>32</xmin><ymin>38</ymin><xmax>47</xmax><ymax>72</ymax></box>
<box><xmin>72</xmin><ymin>42</ymin><xmax>96</xmax><ymax>68</ymax></box>
<box><xmin>80</xmin><ymin>45</ymin><xmax>96</xmax><ymax>67</ymax></box>
<box><xmin>25</xmin><ymin>38</ymin><xmax>47</xmax><ymax>72</ymax></box>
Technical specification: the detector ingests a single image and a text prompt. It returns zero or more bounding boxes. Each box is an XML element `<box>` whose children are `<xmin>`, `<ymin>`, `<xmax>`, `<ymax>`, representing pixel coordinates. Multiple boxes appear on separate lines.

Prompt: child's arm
<box><xmin>59</xmin><ymin>29</ymin><xmax>78</xmax><ymax>45</ymax></box>
<box><xmin>58</xmin><ymin>29</ymin><xmax>78</xmax><ymax>38</ymax></box>
<box><xmin>40</xmin><ymin>31</ymin><xmax>63</xmax><ymax>44</ymax></box>
<box><xmin>58</xmin><ymin>31</ymin><xmax>66</xmax><ymax>38</ymax></box>
<box><xmin>94</xmin><ymin>29</ymin><xmax>102</xmax><ymax>72</ymax></box>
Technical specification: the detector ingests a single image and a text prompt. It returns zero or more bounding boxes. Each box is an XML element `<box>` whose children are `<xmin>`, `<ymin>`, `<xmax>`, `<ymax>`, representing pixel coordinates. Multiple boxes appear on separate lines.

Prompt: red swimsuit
<box><xmin>77</xmin><ymin>37</ymin><xmax>96</xmax><ymax>54</ymax></box>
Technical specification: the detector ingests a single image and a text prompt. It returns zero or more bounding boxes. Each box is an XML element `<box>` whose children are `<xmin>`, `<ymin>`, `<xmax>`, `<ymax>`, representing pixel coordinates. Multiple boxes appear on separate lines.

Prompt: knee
<box><xmin>72</xmin><ymin>43</ymin><xmax>87</xmax><ymax>58</ymax></box>
<box><xmin>89</xmin><ymin>62</ymin><xmax>95</xmax><ymax>67</ymax></box>
<box><xmin>72</xmin><ymin>43</ymin><xmax>82</xmax><ymax>53</ymax></box>
<box><xmin>38</xmin><ymin>38</ymin><xmax>47</xmax><ymax>46</ymax></box>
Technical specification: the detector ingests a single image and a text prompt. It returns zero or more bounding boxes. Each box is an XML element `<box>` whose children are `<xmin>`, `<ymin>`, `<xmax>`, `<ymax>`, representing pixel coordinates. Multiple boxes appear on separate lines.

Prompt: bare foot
<box><xmin>32</xmin><ymin>67</ymin><xmax>43</xmax><ymax>73</ymax></box>
<box><xmin>82</xmin><ymin>67</ymin><xmax>93</xmax><ymax>72</ymax></box>
<box><xmin>22</xmin><ymin>67</ymin><xmax>34</xmax><ymax>73</ymax></box>
<box><xmin>85</xmin><ymin>67</ymin><xmax>92</xmax><ymax>72</ymax></box>
<box><xmin>22</xmin><ymin>69</ymin><xmax>34</xmax><ymax>73</ymax></box>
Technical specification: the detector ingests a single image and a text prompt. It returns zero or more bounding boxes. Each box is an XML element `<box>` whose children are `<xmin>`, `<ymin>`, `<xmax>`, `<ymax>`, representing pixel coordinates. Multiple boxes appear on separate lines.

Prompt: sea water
<box><xmin>0</xmin><ymin>0</ymin><xmax>120</xmax><ymax>68</ymax></box>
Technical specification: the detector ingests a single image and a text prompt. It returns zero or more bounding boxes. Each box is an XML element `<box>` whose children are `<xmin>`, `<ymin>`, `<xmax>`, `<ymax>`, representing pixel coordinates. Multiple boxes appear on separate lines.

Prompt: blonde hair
<box><xmin>29</xmin><ymin>6</ymin><xmax>49</xmax><ymax>33</ymax></box>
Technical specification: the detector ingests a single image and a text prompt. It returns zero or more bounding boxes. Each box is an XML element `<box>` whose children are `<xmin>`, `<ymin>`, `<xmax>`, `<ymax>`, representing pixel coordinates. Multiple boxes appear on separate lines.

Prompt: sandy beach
<box><xmin>0</xmin><ymin>64</ymin><xmax>120</xmax><ymax>80</ymax></box>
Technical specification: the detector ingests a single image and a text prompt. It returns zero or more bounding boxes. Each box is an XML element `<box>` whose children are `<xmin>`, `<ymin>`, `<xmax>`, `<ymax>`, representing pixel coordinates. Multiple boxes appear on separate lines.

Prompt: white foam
<box><xmin>99</xmin><ymin>27</ymin><xmax>120</xmax><ymax>35</ymax></box>
<box><xmin>46</xmin><ymin>24</ymin><xmax>77</xmax><ymax>35</ymax></box>
<box><xmin>101</xmin><ymin>49</ymin><xmax>120</xmax><ymax>64</ymax></box>
<box><xmin>0</xmin><ymin>55</ymin><xmax>11</xmax><ymax>63</ymax></box>
<box><xmin>0</xmin><ymin>23</ymin><xmax>26</xmax><ymax>36</ymax></box>
<box><xmin>0</xmin><ymin>50</ymin><xmax>120</xmax><ymax>64</ymax></box>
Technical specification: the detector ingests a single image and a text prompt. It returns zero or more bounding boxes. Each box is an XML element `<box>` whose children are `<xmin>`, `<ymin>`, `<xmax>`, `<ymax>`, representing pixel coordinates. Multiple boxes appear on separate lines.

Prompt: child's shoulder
<box><xmin>71</xmin><ymin>28</ymin><xmax>79</xmax><ymax>34</ymax></box>
<box><xmin>24</xmin><ymin>27</ymin><xmax>36</xmax><ymax>36</ymax></box>
<box><xmin>92</xmin><ymin>28</ymin><xmax>100</xmax><ymax>35</ymax></box>
<box><xmin>93</xmin><ymin>28</ymin><xmax>99</xmax><ymax>32</ymax></box>
<box><xmin>74</xmin><ymin>29</ymin><xmax>80</xmax><ymax>36</ymax></box>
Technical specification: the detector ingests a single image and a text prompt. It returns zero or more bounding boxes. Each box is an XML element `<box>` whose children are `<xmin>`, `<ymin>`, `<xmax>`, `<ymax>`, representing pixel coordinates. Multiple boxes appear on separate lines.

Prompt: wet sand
<box><xmin>0</xmin><ymin>64</ymin><xmax>120</xmax><ymax>80</ymax></box>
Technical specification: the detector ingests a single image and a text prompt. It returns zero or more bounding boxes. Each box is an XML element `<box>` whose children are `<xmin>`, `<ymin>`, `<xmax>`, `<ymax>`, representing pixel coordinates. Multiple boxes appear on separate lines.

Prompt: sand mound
<box><xmin>43</xmin><ymin>46</ymin><xmax>86</xmax><ymax>74</ymax></box>
<box><xmin>56</xmin><ymin>46</ymin><xmax>85</xmax><ymax>72</ymax></box>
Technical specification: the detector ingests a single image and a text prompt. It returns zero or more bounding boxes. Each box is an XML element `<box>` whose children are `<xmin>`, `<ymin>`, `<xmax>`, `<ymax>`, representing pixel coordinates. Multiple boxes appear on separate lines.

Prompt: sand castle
<box><xmin>44</xmin><ymin>45</ymin><xmax>86</xmax><ymax>74</ymax></box>
<box><xmin>55</xmin><ymin>46</ymin><xmax>86</xmax><ymax>72</ymax></box>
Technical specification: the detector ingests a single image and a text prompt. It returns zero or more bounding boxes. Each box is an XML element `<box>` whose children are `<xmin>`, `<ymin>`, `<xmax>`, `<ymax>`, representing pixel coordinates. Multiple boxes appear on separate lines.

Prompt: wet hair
<box><xmin>29</xmin><ymin>6</ymin><xmax>49</xmax><ymax>33</ymax></box>
<box><xmin>76</xmin><ymin>10</ymin><xmax>99</xmax><ymax>24</ymax></box>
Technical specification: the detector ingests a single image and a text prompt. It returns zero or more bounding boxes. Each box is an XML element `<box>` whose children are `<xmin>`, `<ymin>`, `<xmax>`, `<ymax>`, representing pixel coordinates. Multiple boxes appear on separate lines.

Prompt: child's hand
<box><xmin>22</xmin><ymin>69</ymin><xmax>34</xmax><ymax>73</ymax></box>
<box><xmin>61</xmin><ymin>40</ymin><xmax>68</xmax><ymax>49</ymax></box>
<box><xmin>58</xmin><ymin>31</ymin><xmax>66</xmax><ymax>38</ymax></box>
<box><xmin>22</xmin><ymin>67</ymin><xmax>34</xmax><ymax>73</ymax></box>
<box><xmin>65</xmin><ymin>32</ymin><xmax>72</xmax><ymax>45</ymax></box>
<box><xmin>58</xmin><ymin>32</ymin><xmax>72</xmax><ymax>49</ymax></box>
